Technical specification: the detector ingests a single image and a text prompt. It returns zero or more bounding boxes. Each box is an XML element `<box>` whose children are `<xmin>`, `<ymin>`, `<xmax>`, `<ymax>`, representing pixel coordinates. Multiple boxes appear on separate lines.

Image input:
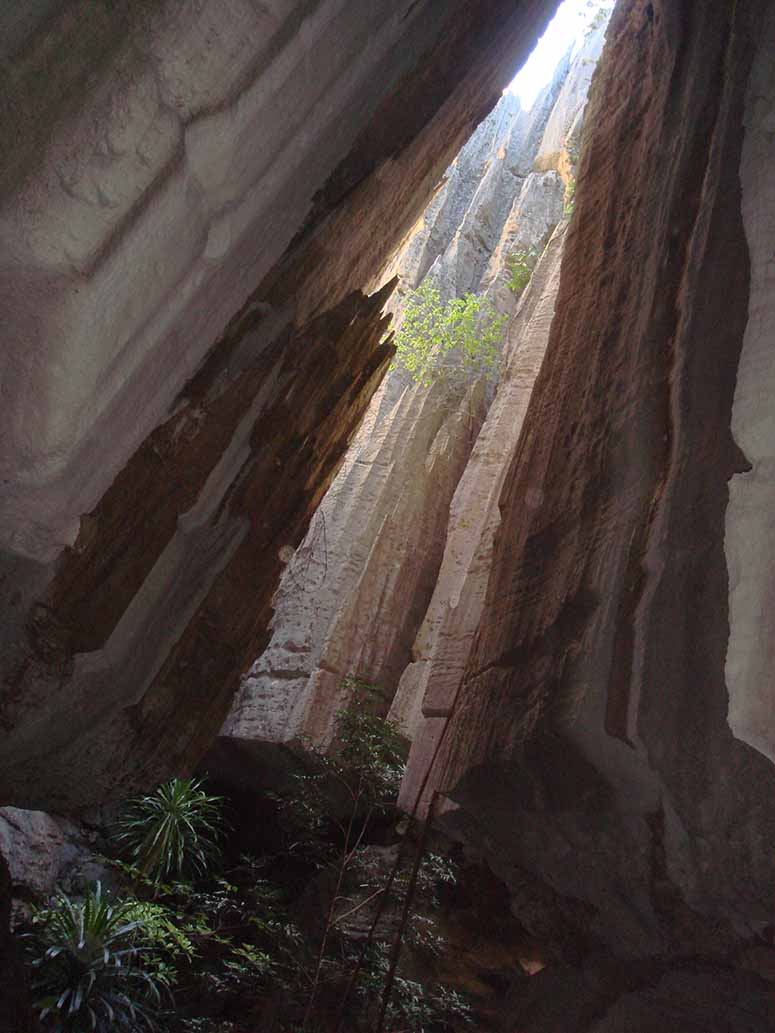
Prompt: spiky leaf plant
<box><xmin>114</xmin><ymin>777</ymin><xmax>224</xmax><ymax>884</ymax></box>
<box><xmin>26</xmin><ymin>882</ymin><xmax>164</xmax><ymax>1032</ymax></box>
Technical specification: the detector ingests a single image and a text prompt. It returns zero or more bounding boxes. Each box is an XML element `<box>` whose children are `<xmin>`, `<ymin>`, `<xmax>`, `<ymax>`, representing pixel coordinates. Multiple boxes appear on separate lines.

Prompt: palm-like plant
<box><xmin>27</xmin><ymin>882</ymin><xmax>164</xmax><ymax>1032</ymax></box>
<box><xmin>114</xmin><ymin>777</ymin><xmax>224</xmax><ymax>883</ymax></box>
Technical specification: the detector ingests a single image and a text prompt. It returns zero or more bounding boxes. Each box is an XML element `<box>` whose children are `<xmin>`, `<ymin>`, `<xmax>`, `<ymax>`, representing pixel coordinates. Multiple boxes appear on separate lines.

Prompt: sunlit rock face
<box><xmin>381</xmin><ymin>69</ymin><xmax>568</xmax><ymax>313</ymax></box>
<box><xmin>407</xmin><ymin>0</ymin><xmax>775</xmax><ymax>976</ymax></box>
<box><xmin>390</xmin><ymin>19</ymin><xmax>605</xmax><ymax>772</ymax></box>
<box><xmin>0</xmin><ymin>0</ymin><xmax>560</xmax><ymax>810</ymax></box>
<box><xmin>533</xmin><ymin>15</ymin><xmax>609</xmax><ymax>174</ymax></box>
<box><xmin>219</xmin><ymin>45</ymin><xmax>583</xmax><ymax>754</ymax></box>
<box><xmin>391</xmin><ymin>220</ymin><xmax>567</xmax><ymax>756</ymax></box>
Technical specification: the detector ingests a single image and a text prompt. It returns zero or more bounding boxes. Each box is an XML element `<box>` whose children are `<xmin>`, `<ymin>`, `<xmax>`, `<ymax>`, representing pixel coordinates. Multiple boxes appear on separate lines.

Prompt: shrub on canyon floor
<box><xmin>354</xmin><ymin>941</ymin><xmax>473</xmax><ymax>1031</ymax></box>
<box><xmin>390</xmin><ymin>281</ymin><xmax>506</xmax><ymax>386</ymax></box>
<box><xmin>25</xmin><ymin>882</ymin><xmax>166</xmax><ymax>1032</ymax></box>
<box><xmin>20</xmin><ymin>688</ymin><xmax>470</xmax><ymax>1033</ymax></box>
<box><xmin>114</xmin><ymin>778</ymin><xmax>225</xmax><ymax>884</ymax></box>
<box><xmin>273</xmin><ymin>678</ymin><xmax>406</xmax><ymax>864</ymax></box>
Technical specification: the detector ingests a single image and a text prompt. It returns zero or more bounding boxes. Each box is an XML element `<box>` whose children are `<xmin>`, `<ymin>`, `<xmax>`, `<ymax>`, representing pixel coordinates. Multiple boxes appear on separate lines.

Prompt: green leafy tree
<box><xmin>25</xmin><ymin>883</ymin><xmax>166</xmax><ymax>1032</ymax></box>
<box><xmin>506</xmin><ymin>247</ymin><xmax>538</xmax><ymax>294</ymax></box>
<box><xmin>391</xmin><ymin>282</ymin><xmax>506</xmax><ymax>386</ymax></box>
<box><xmin>114</xmin><ymin>778</ymin><xmax>225</xmax><ymax>885</ymax></box>
<box><xmin>276</xmin><ymin>679</ymin><xmax>406</xmax><ymax>863</ymax></box>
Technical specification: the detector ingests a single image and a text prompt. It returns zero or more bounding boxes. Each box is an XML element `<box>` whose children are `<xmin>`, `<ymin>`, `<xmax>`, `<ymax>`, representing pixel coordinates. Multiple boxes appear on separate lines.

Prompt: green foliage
<box><xmin>121</xmin><ymin>900</ymin><xmax>197</xmax><ymax>988</ymax></box>
<box><xmin>506</xmin><ymin>247</ymin><xmax>537</xmax><ymax>294</ymax></box>
<box><xmin>355</xmin><ymin>941</ymin><xmax>472</xmax><ymax>1031</ymax></box>
<box><xmin>564</xmin><ymin>177</ymin><xmax>576</xmax><ymax>218</ymax></box>
<box><xmin>579</xmin><ymin>0</ymin><xmax>613</xmax><ymax>35</ymax></box>
<box><xmin>587</xmin><ymin>4</ymin><xmax>612</xmax><ymax>33</ymax></box>
<box><xmin>223</xmin><ymin>943</ymin><xmax>275</xmax><ymax>978</ymax></box>
<box><xmin>274</xmin><ymin>679</ymin><xmax>406</xmax><ymax>863</ymax></box>
<box><xmin>25</xmin><ymin>882</ymin><xmax>166</xmax><ymax>1032</ymax></box>
<box><xmin>335</xmin><ymin>678</ymin><xmax>407</xmax><ymax>809</ymax></box>
<box><xmin>405</xmin><ymin>914</ymin><xmax>445</xmax><ymax>958</ymax></box>
<box><xmin>114</xmin><ymin>777</ymin><xmax>224</xmax><ymax>884</ymax></box>
<box><xmin>391</xmin><ymin>281</ymin><xmax>506</xmax><ymax>386</ymax></box>
<box><xmin>19</xmin><ymin>688</ymin><xmax>475</xmax><ymax>1032</ymax></box>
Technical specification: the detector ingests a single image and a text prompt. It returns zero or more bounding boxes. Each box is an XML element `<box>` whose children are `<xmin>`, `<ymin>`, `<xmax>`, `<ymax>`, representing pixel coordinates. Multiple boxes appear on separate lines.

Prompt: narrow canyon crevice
<box><xmin>3</xmin><ymin>0</ymin><xmax>775</xmax><ymax>1029</ymax></box>
<box><xmin>0</xmin><ymin>0</ymin><xmax>558</xmax><ymax>810</ymax></box>
<box><xmin>217</xmin><ymin>24</ymin><xmax>604</xmax><ymax>761</ymax></box>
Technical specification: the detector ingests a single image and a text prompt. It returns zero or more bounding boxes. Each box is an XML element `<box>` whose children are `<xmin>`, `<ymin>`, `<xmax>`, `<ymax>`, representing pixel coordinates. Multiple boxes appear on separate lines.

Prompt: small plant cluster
<box><xmin>19</xmin><ymin>686</ymin><xmax>473</xmax><ymax>1033</ymax></box>
<box><xmin>577</xmin><ymin>0</ymin><xmax>614</xmax><ymax>35</ymax></box>
<box><xmin>23</xmin><ymin>777</ymin><xmax>223</xmax><ymax>1032</ymax></box>
<box><xmin>273</xmin><ymin>678</ymin><xmax>405</xmax><ymax>861</ymax></box>
<box><xmin>258</xmin><ymin>684</ymin><xmax>470</xmax><ymax>1031</ymax></box>
<box><xmin>505</xmin><ymin>247</ymin><xmax>538</xmax><ymax>295</ymax></box>
<box><xmin>25</xmin><ymin>882</ymin><xmax>166</xmax><ymax>1032</ymax></box>
<box><xmin>391</xmin><ymin>281</ymin><xmax>506</xmax><ymax>387</ymax></box>
<box><xmin>114</xmin><ymin>777</ymin><xmax>224</xmax><ymax>884</ymax></box>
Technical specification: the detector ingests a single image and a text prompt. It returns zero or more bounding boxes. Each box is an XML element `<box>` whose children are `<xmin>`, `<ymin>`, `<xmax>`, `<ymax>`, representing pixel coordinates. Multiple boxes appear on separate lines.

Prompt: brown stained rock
<box><xmin>219</xmin><ymin>87</ymin><xmax>563</xmax><ymax>755</ymax></box>
<box><xmin>221</xmin><ymin>42</ymin><xmax>584</xmax><ymax>763</ymax></box>
<box><xmin>0</xmin><ymin>0</ymin><xmax>560</xmax><ymax>809</ymax></box>
<box><xmin>393</xmin><ymin>220</ymin><xmax>567</xmax><ymax>798</ymax></box>
<box><xmin>1</xmin><ymin>287</ymin><xmax>393</xmax><ymax>808</ymax></box>
<box><xmin>409</xmin><ymin>0</ymin><xmax>775</xmax><ymax>955</ymax></box>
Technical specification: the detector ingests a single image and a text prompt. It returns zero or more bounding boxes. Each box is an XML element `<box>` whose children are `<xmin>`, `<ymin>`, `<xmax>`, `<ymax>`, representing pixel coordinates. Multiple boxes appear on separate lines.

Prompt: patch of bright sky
<box><xmin>507</xmin><ymin>0</ymin><xmax>611</xmax><ymax>110</ymax></box>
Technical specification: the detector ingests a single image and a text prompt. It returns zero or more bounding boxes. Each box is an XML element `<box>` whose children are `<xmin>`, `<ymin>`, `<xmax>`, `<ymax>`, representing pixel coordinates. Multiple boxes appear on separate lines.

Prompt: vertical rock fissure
<box><xmin>221</xmin><ymin>19</ymin><xmax>609</xmax><ymax>762</ymax></box>
<box><xmin>400</xmin><ymin>0</ymin><xmax>775</xmax><ymax>969</ymax></box>
<box><xmin>606</xmin><ymin>1</ymin><xmax>745</xmax><ymax>749</ymax></box>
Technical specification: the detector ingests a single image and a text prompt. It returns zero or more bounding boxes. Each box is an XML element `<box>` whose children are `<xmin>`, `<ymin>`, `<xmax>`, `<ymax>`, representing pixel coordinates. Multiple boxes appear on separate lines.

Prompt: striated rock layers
<box><xmin>0</xmin><ymin>0</ymin><xmax>561</xmax><ymax>810</ymax></box>
<box><xmin>392</xmin><ymin>220</ymin><xmax>568</xmax><ymax>765</ymax></box>
<box><xmin>385</xmin><ymin>23</ymin><xmax>612</xmax><ymax>767</ymax></box>
<box><xmin>219</xmin><ymin>27</ymin><xmax>606</xmax><ymax>754</ymax></box>
<box><xmin>405</xmin><ymin>0</ymin><xmax>775</xmax><ymax>997</ymax></box>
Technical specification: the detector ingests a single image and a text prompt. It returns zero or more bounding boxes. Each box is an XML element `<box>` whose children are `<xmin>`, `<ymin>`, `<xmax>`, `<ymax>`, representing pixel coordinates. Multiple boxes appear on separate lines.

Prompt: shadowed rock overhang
<box><xmin>0</xmin><ymin>0</ymin><xmax>557</xmax><ymax>809</ymax></box>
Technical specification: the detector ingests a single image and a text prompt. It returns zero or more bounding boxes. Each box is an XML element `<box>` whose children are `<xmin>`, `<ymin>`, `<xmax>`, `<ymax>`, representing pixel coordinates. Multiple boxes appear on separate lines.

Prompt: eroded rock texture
<box><xmin>220</xmin><ymin>35</ymin><xmax>593</xmax><ymax>753</ymax></box>
<box><xmin>0</xmin><ymin>0</ymin><xmax>559</xmax><ymax>810</ymax></box>
<box><xmin>408</xmin><ymin>0</ymin><xmax>775</xmax><ymax>982</ymax></box>
<box><xmin>392</xmin><ymin>220</ymin><xmax>567</xmax><ymax>760</ymax></box>
<box><xmin>0</xmin><ymin>806</ymin><xmax>107</xmax><ymax>902</ymax></box>
<box><xmin>388</xmin><ymin>18</ymin><xmax>606</xmax><ymax>788</ymax></box>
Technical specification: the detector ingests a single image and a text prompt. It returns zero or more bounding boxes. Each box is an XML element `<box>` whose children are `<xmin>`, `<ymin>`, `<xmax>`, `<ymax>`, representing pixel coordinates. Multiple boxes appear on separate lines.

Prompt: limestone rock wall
<box><xmin>381</xmin><ymin>62</ymin><xmax>570</xmax><ymax>312</ymax></box>
<box><xmin>222</xmin><ymin>373</ymin><xmax>488</xmax><ymax>747</ymax></box>
<box><xmin>534</xmin><ymin>17</ymin><xmax>609</xmax><ymax>172</ymax></box>
<box><xmin>0</xmin><ymin>0</ymin><xmax>560</xmax><ymax>810</ymax></box>
<box><xmin>407</xmin><ymin>0</ymin><xmax>775</xmax><ymax>966</ymax></box>
<box><xmin>391</xmin><ymin>219</ymin><xmax>567</xmax><ymax>758</ymax></box>
<box><xmin>725</xmin><ymin>0</ymin><xmax>775</xmax><ymax>763</ymax></box>
<box><xmin>220</xmin><ymin>38</ymin><xmax>592</xmax><ymax>752</ymax></box>
<box><xmin>383</xmin><ymin>20</ymin><xmax>606</xmax><ymax>793</ymax></box>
